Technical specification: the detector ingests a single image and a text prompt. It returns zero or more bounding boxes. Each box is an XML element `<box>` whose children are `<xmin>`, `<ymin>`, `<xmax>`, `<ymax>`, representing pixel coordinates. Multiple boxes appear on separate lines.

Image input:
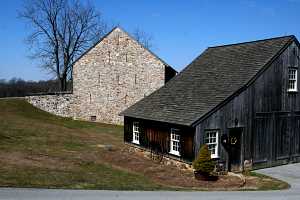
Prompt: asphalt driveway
<box><xmin>1</xmin><ymin>163</ymin><xmax>300</xmax><ymax>200</ymax></box>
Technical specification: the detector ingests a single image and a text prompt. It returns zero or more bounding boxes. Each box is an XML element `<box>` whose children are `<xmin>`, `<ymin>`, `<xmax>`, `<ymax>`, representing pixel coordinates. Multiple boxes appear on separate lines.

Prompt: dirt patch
<box><xmin>99</xmin><ymin>146</ymin><xmax>247</xmax><ymax>190</ymax></box>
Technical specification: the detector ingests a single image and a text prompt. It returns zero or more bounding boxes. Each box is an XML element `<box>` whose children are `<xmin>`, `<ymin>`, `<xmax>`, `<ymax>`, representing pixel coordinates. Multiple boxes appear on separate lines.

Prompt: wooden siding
<box><xmin>124</xmin><ymin>116</ymin><xmax>195</xmax><ymax>162</ymax></box>
<box><xmin>195</xmin><ymin>41</ymin><xmax>300</xmax><ymax>169</ymax></box>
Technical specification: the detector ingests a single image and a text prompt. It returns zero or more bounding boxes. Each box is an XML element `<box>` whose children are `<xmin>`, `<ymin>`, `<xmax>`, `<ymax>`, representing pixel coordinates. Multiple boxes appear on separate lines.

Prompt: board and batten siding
<box><xmin>124</xmin><ymin>116</ymin><xmax>195</xmax><ymax>162</ymax></box>
<box><xmin>194</xmin><ymin>41</ymin><xmax>300</xmax><ymax>169</ymax></box>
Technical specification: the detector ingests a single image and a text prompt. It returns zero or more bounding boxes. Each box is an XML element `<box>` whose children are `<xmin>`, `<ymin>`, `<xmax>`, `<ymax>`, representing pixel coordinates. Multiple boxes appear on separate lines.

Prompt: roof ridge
<box><xmin>208</xmin><ymin>35</ymin><xmax>295</xmax><ymax>49</ymax></box>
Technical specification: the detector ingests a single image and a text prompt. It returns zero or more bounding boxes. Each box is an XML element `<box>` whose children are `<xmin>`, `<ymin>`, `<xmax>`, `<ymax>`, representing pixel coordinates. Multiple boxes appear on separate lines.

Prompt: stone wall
<box><xmin>72</xmin><ymin>27</ymin><xmax>167</xmax><ymax>125</ymax></box>
<box><xmin>26</xmin><ymin>93</ymin><xmax>73</xmax><ymax>117</ymax></box>
<box><xmin>25</xmin><ymin>27</ymin><xmax>173</xmax><ymax>125</ymax></box>
<box><xmin>128</xmin><ymin>145</ymin><xmax>193</xmax><ymax>172</ymax></box>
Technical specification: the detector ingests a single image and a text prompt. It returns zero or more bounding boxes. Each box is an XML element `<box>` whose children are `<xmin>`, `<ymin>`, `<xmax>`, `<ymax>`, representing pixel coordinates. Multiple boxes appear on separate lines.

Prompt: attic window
<box><xmin>117</xmin><ymin>75</ymin><xmax>121</xmax><ymax>85</ymax></box>
<box><xmin>108</xmin><ymin>51</ymin><xmax>111</xmax><ymax>63</ymax></box>
<box><xmin>124</xmin><ymin>94</ymin><xmax>128</xmax><ymax>104</ymax></box>
<box><xmin>116</xmin><ymin>34</ymin><xmax>120</xmax><ymax>46</ymax></box>
<box><xmin>288</xmin><ymin>68</ymin><xmax>298</xmax><ymax>92</ymax></box>
<box><xmin>98</xmin><ymin>73</ymin><xmax>101</xmax><ymax>85</ymax></box>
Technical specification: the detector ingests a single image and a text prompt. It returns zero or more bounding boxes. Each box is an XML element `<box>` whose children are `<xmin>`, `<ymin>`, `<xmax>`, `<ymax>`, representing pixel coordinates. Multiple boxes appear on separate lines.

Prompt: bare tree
<box><xmin>19</xmin><ymin>0</ymin><xmax>107</xmax><ymax>91</ymax></box>
<box><xmin>132</xmin><ymin>28</ymin><xmax>154</xmax><ymax>50</ymax></box>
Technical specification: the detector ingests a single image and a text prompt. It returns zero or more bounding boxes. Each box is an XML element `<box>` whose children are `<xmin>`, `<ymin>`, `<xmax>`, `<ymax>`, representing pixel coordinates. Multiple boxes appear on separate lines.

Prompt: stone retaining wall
<box><xmin>26</xmin><ymin>93</ymin><xmax>74</xmax><ymax>118</ymax></box>
<box><xmin>128</xmin><ymin>145</ymin><xmax>193</xmax><ymax>171</ymax></box>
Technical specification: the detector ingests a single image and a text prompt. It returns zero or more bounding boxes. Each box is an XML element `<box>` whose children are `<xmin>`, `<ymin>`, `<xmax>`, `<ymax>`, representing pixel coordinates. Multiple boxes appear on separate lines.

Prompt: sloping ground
<box><xmin>0</xmin><ymin>99</ymin><xmax>288</xmax><ymax>190</ymax></box>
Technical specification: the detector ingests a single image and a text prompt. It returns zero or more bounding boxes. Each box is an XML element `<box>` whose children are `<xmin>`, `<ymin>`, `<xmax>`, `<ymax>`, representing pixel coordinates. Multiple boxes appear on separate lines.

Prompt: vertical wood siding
<box><xmin>124</xmin><ymin>116</ymin><xmax>195</xmax><ymax>162</ymax></box>
<box><xmin>195</xmin><ymin>41</ymin><xmax>300</xmax><ymax>169</ymax></box>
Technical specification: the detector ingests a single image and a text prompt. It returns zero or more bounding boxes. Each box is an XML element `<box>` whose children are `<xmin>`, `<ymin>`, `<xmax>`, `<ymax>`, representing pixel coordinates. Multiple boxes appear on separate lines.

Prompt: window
<box><xmin>205</xmin><ymin>130</ymin><xmax>219</xmax><ymax>158</ymax></box>
<box><xmin>108</xmin><ymin>51</ymin><xmax>111</xmax><ymax>64</ymax></box>
<box><xmin>116</xmin><ymin>74</ymin><xmax>122</xmax><ymax>85</ymax></box>
<box><xmin>170</xmin><ymin>129</ymin><xmax>180</xmax><ymax>156</ymax></box>
<box><xmin>98</xmin><ymin>73</ymin><xmax>101</xmax><ymax>85</ymax></box>
<box><xmin>288</xmin><ymin>68</ymin><xmax>298</xmax><ymax>92</ymax></box>
<box><xmin>132</xmin><ymin>122</ymin><xmax>140</xmax><ymax>144</ymax></box>
<box><xmin>90</xmin><ymin>116</ymin><xmax>96</xmax><ymax>122</ymax></box>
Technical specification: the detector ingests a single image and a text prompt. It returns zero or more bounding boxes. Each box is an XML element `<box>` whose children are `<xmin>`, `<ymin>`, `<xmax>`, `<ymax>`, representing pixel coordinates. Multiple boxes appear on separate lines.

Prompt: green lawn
<box><xmin>0</xmin><ymin>99</ymin><xmax>289</xmax><ymax>191</ymax></box>
<box><xmin>0</xmin><ymin>99</ymin><xmax>165</xmax><ymax>190</ymax></box>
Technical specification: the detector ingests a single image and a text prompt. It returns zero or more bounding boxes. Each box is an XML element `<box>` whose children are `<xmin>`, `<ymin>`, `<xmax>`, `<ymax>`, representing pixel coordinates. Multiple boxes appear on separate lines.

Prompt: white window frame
<box><xmin>132</xmin><ymin>122</ymin><xmax>140</xmax><ymax>145</ymax></box>
<box><xmin>205</xmin><ymin>130</ymin><xmax>219</xmax><ymax>159</ymax></box>
<box><xmin>169</xmin><ymin>128</ymin><xmax>180</xmax><ymax>156</ymax></box>
<box><xmin>288</xmin><ymin>68</ymin><xmax>298</xmax><ymax>92</ymax></box>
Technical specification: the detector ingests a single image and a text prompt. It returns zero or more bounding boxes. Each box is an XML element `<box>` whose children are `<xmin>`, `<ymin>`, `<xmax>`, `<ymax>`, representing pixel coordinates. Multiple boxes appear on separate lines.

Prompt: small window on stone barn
<box><xmin>117</xmin><ymin>75</ymin><xmax>121</xmax><ymax>85</ymax></box>
<box><xmin>90</xmin><ymin>116</ymin><xmax>96</xmax><ymax>122</ymax></box>
<box><xmin>98</xmin><ymin>73</ymin><xmax>101</xmax><ymax>85</ymax></box>
<box><xmin>115</xmin><ymin>34</ymin><xmax>120</xmax><ymax>46</ymax></box>
<box><xmin>125</xmin><ymin>38</ymin><xmax>130</xmax><ymax>46</ymax></box>
<box><xmin>126</xmin><ymin>52</ymin><xmax>134</xmax><ymax>63</ymax></box>
<box><xmin>108</xmin><ymin>51</ymin><xmax>111</xmax><ymax>64</ymax></box>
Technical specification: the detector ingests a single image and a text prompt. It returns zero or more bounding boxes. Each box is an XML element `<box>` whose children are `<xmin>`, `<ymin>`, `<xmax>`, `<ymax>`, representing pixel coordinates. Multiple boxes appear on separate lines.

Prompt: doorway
<box><xmin>228</xmin><ymin>128</ymin><xmax>243</xmax><ymax>172</ymax></box>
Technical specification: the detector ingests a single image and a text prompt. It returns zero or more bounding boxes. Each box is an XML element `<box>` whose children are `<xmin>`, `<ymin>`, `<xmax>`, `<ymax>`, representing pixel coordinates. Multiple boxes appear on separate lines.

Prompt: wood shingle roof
<box><xmin>121</xmin><ymin>35</ymin><xmax>296</xmax><ymax>126</ymax></box>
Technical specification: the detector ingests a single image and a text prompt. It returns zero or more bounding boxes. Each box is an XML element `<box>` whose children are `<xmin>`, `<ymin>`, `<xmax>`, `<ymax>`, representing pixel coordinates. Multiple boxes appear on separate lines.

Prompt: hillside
<box><xmin>0</xmin><ymin>99</ymin><xmax>163</xmax><ymax>190</ymax></box>
<box><xmin>0</xmin><ymin>99</ymin><xmax>289</xmax><ymax>190</ymax></box>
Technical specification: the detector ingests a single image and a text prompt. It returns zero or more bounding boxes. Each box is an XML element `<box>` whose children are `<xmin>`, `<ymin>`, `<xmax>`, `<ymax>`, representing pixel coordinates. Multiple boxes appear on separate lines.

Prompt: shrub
<box><xmin>192</xmin><ymin>144</ymin><xmax>215</xmax><ymax>174</ymax></box>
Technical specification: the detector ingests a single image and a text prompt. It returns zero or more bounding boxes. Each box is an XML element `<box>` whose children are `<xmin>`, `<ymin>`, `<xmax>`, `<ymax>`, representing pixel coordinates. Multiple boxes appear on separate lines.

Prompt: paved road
<box><xmin>1</xmin><ymin>163</ymin><xmax>300</xmax><ymax>200</ymax></box>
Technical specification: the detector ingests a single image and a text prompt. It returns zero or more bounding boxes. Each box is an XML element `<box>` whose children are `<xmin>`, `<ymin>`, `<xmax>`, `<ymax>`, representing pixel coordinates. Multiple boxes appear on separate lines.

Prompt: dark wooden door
<box><xmin>228</xmin><ymin>128</ymin><xmax>242</xmax><ymax>172</ymax></box>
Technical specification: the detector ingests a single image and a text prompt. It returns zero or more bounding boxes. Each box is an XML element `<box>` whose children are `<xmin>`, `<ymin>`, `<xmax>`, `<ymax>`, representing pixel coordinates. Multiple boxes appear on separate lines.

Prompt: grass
<box><xmin>0</xmin><ymin>99</ymin><xmax>165</xmax><ymax>190</ymax></box>
<box><xmin>244</xmin><ymin>171</ymin><xmax>290</xmax><ymax>191</ymax></box>
<box><xmin>0</xmin><ymin>99</ymin><xmax>290</xmax><ymax>191</ymax></box>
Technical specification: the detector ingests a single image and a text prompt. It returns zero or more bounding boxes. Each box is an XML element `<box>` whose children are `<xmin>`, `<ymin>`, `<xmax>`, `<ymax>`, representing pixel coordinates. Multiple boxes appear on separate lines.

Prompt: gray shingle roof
<box><xmin>121</xmin><ymin>36</ymin><xmax>295</xmax><ymax>126</ymax></box>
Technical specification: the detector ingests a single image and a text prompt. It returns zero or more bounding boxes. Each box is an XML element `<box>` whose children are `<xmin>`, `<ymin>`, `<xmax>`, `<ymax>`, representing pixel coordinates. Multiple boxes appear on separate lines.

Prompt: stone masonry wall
<box><xmin>72</xmin><ymin>27</ymin><xmax>166</xmax><ymax>124</ymax></box>
<box><xmin>26</xmin><ymin>93</ymin><xmax>73</xmax><ymax>117</ymax></box>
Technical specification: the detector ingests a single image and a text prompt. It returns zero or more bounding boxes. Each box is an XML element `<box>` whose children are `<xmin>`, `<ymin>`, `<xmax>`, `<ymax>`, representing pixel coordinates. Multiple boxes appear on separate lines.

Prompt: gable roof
<box><xmin>121</xmin><ymin>35</ymin><xmax>296</xmax><ymax>126</ymax></box>
<box><xmin>72</xmin><ymin>26</ymin><xmax>176</xmax><ymax>72</ymax></box>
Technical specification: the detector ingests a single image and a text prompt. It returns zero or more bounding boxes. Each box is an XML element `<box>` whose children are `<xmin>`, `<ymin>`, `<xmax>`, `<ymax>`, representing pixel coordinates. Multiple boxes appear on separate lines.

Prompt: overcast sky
<box><xmin>1</xmin><ymin>0</ymin><xmax>300</xmax><ymax>81</ymax></box>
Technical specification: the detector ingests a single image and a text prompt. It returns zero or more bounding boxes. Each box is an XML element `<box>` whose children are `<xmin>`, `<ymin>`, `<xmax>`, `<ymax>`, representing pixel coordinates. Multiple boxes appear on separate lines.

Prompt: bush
<box><xmin>193</xmin><ymin>144</ymin><xmax>215</xmax><ymax>174</ymax></box>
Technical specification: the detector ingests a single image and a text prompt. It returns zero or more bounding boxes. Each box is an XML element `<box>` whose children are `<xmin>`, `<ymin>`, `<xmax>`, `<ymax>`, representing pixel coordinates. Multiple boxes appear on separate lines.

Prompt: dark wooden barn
<box><xmin>121</xmin><ymin>35</ymin><xmax>300</xmax><ymax>171</ymax></box>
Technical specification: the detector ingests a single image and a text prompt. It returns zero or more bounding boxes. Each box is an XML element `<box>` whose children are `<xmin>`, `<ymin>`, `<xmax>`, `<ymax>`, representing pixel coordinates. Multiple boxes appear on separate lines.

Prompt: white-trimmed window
<box><xmin>132</xmin><ymin>122</ymin><xmax>140</xmax><ymax>144</ymax></box>
<box><xmin>169</xmin><ymin>128</ymin><xmax>180</xmax><ymax>156</ymax></box>
<box><xmin>205</xmin><ymin>130</ymin><xmax>219</xmax><ymax>158</ymax></box>
<box><xmin>288</xmin><ymin>68</ymin><xmax>298</xmax><ymax>92</ymax></box>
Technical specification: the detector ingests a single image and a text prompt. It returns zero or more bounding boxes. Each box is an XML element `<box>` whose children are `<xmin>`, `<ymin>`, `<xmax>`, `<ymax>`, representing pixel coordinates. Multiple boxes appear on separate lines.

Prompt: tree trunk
<box><xmin>59</xmin><ymin>77</ymin><xmax>67</xmax><ymax>91</ymax></box>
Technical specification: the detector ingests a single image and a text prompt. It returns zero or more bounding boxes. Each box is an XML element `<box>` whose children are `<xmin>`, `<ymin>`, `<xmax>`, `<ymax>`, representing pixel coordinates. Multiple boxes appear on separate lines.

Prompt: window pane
<box><xmin>205</xmin><ymin>130</ymin><xmax>218</xmax><ymax>156</ymax></box>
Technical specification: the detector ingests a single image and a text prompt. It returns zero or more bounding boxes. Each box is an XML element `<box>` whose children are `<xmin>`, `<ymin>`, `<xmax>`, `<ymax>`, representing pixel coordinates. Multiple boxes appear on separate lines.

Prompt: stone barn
<box><xmin>26</xmin><ymin>27</ymin><xmax>176</xmax><ymax>125</ymax></box>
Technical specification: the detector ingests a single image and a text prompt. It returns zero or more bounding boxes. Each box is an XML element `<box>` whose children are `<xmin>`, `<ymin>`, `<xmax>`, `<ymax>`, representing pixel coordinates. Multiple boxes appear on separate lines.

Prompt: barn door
<box><xmin>253</xmin><ymin>115</ymin><xmax>272</xmax><ymax>162</ymax></box>
<box><xmin>228</xmin><ymin>128</ymin><xmax>243</xmax><ymax>172</ymax></box>
<box><xmin>275</xmin><ymin>114</ymin><xmax>291</xmax><ymax>160</ymax></box>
